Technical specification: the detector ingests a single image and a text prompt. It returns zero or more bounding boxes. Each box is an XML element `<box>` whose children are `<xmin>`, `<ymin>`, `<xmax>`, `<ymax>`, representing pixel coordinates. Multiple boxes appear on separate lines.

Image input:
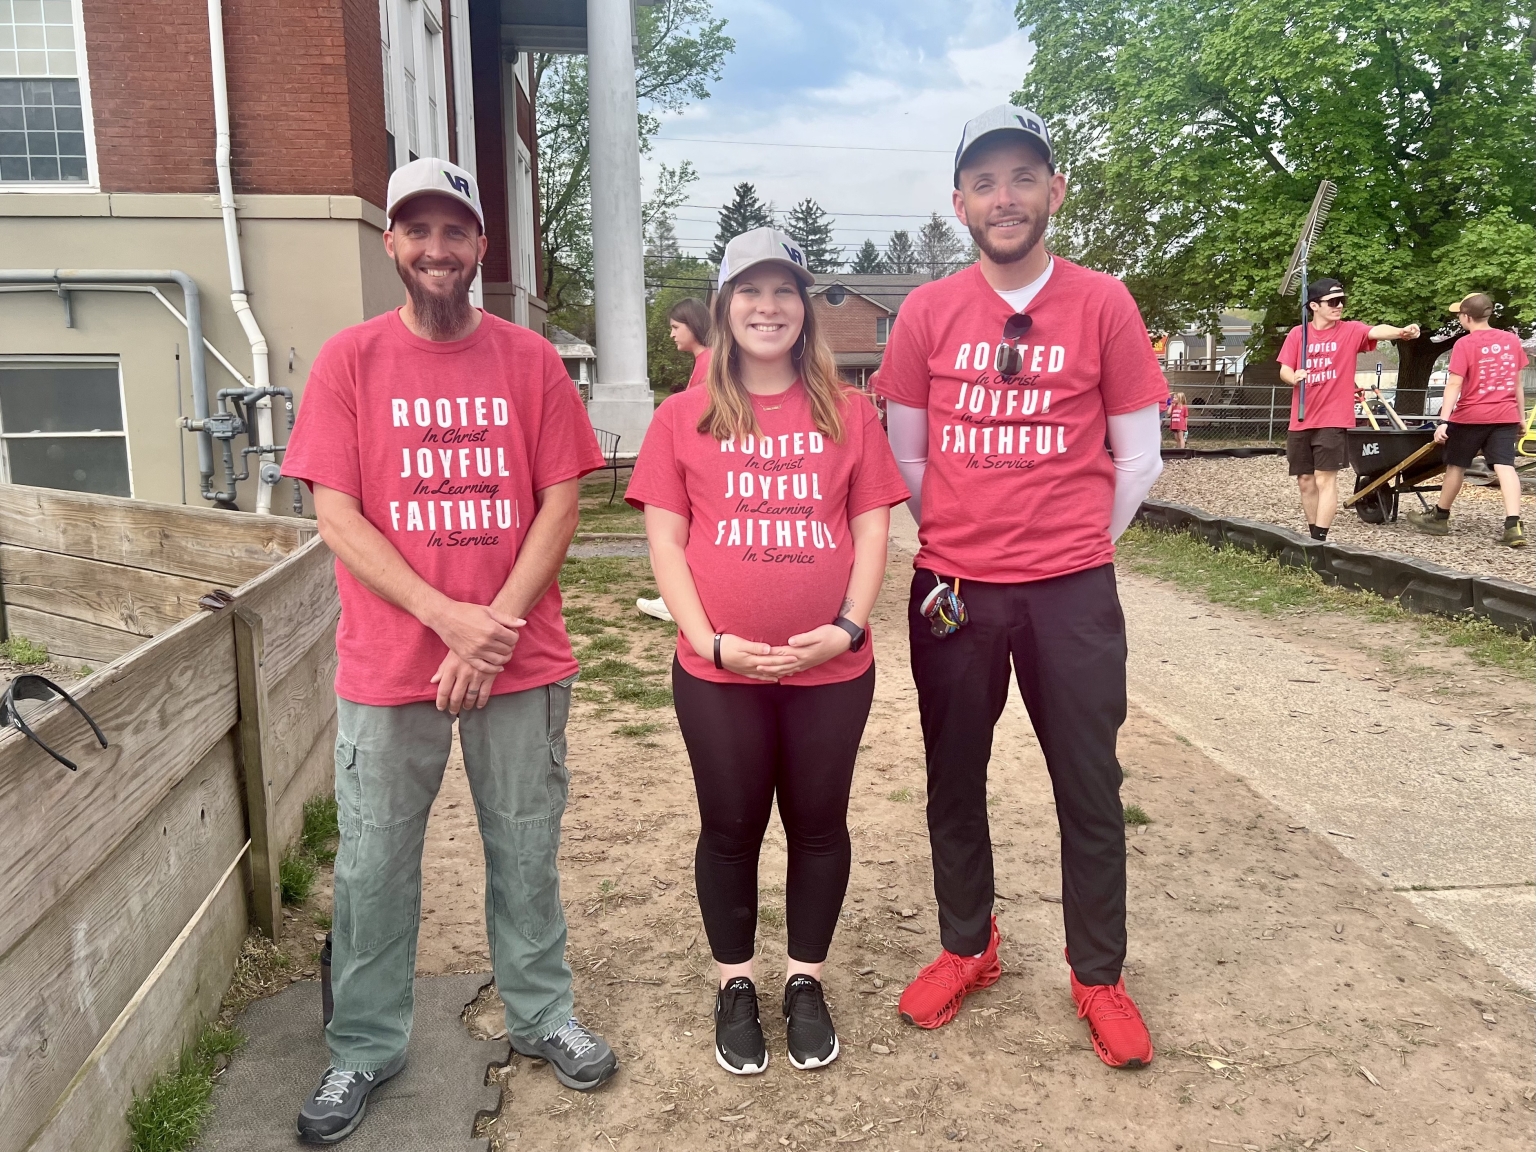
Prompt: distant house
<box><xmin>549</xmin><ymin>325</ymin><xmax>595</xmax><ymax>400</ymax></box>
<box><xmin>1157</xmin><ymin>312</ymin><xmax>1259</xmax><ymax>376</ymax></box>
<box><xmin>808</xmin><ymin>274</ymin><xmax>929</xmax><ymax>389</ymax></box>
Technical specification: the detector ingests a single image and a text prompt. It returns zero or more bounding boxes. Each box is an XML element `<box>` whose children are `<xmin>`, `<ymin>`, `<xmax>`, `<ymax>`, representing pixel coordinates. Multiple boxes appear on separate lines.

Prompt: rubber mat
<box><xmin>196</xmin><ymin>974</ymin><xmax>501</xmax><ymax>1152</ymax></box>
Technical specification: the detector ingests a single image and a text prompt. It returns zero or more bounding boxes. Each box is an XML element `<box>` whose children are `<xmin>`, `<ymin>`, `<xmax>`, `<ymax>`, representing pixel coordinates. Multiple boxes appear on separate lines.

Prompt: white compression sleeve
<box><xmin>884</xmin><ymin>401</ymin><xmax>929</xmax><ymax>524</ymax></box>
<box><xmin>1106</xmin><ymin>402</ymin><xmax>1164</xmax><ymax>542</ymax></box>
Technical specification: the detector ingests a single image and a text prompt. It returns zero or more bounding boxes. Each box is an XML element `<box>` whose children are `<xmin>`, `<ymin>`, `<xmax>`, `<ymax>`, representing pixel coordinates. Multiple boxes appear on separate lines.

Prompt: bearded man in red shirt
<box><xmin>876</xmin><ymin>106</ymin><xmax>1168</xmax><ymax>1068</ymax></box>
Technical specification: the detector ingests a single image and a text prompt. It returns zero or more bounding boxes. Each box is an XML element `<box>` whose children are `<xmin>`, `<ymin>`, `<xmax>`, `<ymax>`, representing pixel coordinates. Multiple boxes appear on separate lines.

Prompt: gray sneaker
<box><xmin>511</xmin><ymin>1017</ymin><xmax>618</xmax><ymax>1091</ymax></box>
<box><xmin>296</xmin><ymin>1052</ymin><xmax>406</xmax><ymax>1144</ymax></box>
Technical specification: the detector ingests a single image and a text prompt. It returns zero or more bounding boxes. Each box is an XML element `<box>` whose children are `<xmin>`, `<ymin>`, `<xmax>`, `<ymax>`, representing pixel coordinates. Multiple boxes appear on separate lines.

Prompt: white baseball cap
<box><xmin>718</xmin><ymin>226</ymin><xmax>815</xmax><ymax>287</ymax></box>
<box><xmin>386</xmin><ymin>157</ymin><xmax>484</xmax><ymax>229</ymax></box>
<box><xmin>954</xmin><ymin>105</ymin><xmax>1054</xmax><ymax>186</ymax></box>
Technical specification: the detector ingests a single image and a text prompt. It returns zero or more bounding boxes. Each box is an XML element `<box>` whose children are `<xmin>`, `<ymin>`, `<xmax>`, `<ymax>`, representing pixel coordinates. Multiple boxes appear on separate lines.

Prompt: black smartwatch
<box><xmin>832</xmin><ymin>616</ymin><xmax>867</xmax><ymax>652</ymax></box>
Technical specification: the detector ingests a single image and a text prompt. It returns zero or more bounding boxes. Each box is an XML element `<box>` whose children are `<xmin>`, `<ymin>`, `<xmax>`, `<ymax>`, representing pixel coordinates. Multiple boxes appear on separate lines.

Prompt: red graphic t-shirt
<box><xmin>874</xmin><ymin>259</ymin><xmax>1167</xmax><ymax>584</ymax></box>
<box><xmin>1277</xmin><ymin>319</ymin><xmax>1376</xmax><ymax>431</ymax></box>
<box><xmin>626</xmin><ymin>382</ymin><xmax>909</xmax><ymax>686</ymax></box>
<box><xmin>686</xmin><ymin>347</ymin><xmax>713</xmax><ymax>390</ymax></box>
<box><xmin>282</xmin><ymin>310</ymin><xmax>606</xmax><ymax>706</ymax></box>
<box><xmin>1447</xmin><ymin>332</ymin><xmax>1528</xmax><ymax>424</ymax></box>
<box><xmin>1169</xmin><ymin>404</ymin><xmax>1188</xmax><ymax>431</ymax></box>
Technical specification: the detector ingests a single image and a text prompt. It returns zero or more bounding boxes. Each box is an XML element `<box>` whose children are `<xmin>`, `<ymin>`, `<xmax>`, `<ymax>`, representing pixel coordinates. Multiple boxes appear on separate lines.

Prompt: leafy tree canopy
<box><xmin>784</xmin><ymin>198</ymin><xmax>843</xmax><ymax>273</ymax></box>
<box><xmin>1013</xmin><ymin>0</ymin><xmax>1536</xmax><ymax>396</ymax></box>
<box><xmin>536</xmin><ymin>0</ymin><xmax>734</xmax><ymax>335</ymax></box>
<box><xmin>709</xmin><ymin>182</ymin><xmax>776</xmax><ymax>263</ymax></box>
<box><xmin>885</xmin><ymin>230</ymin><xmax>919</xmax><ymax>275</ymax></box>
<box><xmin>849</xmin><ymin>239</ymin><xmax>887</xmax><ymax>274</ymax></box>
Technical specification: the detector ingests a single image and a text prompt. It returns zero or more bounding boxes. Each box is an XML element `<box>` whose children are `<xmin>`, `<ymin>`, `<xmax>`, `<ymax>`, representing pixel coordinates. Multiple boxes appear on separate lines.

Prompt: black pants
<box><xmin>908</xmin><ymin>564</ymin><xmax>1129</xmax><ymax>985</ymax></box>
<box><xmin>673</xmin><ymin>659</ymin><xmax>876</xmax><ymax>964</ymax></box>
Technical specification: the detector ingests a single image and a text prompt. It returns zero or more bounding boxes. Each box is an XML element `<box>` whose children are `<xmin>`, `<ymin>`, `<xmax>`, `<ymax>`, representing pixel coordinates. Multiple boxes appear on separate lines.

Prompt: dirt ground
<box><xmin>394</xmin><ymin>546</ymin><xmax>1535</xmax><ymax>1152</ymax></box>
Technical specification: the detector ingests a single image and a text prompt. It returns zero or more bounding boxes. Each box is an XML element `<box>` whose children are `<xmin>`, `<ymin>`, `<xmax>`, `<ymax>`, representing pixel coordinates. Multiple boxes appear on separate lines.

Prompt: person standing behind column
<box><xmin>1277</xmin><ymin>279</ymin><xmax>1420</xmax><ymax>540</ymax></box>
<box><xmin>877</xmin><ymin>105</ymin><xmax>1168</xmax><ymax>1070</ymax></box>
<box><xmin>281</xmin><ymin>158</ymin><xmax>616</xmax><ymax>1146</ymax></box>
<box><xmin>1407</xmin><ymin>293</ymin><xmax>1528</xmax><ymax>547</ymax></box>
<box><xmin>628</xmin><ymin>228</ymin><xmax>909</xmax><ymax>1076</ymax></box>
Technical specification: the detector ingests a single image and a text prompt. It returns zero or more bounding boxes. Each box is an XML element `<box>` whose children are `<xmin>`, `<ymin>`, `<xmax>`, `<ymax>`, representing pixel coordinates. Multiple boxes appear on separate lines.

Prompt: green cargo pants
<box><xmin>326</xmin><ymin>676</ymin><xmax>576</xmax><ymax>1072</ymax></box>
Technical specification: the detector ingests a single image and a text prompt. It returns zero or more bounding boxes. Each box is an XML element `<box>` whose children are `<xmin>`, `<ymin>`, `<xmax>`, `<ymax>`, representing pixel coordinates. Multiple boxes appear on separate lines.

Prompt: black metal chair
<box><xmin>592</xmin><ymin>427</ymin><xmax>634</xmax><ymax>505</ymax></box>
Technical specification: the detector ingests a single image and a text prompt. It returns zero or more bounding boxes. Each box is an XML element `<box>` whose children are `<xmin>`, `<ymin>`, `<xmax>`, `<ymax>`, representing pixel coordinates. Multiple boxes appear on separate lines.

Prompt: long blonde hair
<box><xmin>698</xmin><ymin>277</ymin><xmax>848</xmax><ymax>443</ymax></box>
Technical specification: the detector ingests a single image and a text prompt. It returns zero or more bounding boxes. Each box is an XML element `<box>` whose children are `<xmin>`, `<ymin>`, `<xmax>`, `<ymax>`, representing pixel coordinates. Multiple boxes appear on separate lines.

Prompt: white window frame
<box><xmin>0</xmin><ymin>356</ymin><xmax>132</xmax><ymax>496</ymax></box>
<box><xmin>381</xmin><ymin>0</ymin><xmax>448</xmax><ymax>168</ymax></box>
<box><xmin>0</xmin><ymin>0</ymin><xmax>101</xmax><ymax>191</ymax></box>
<box><xmin>447</xmin><ymin>0</ymin><xmax>474</xmax><ymax>172</ymax></box>
<box><xmin>875</xmin><ymin>315</ymin><xmax>892</xmax><ymax>345</ymax></box>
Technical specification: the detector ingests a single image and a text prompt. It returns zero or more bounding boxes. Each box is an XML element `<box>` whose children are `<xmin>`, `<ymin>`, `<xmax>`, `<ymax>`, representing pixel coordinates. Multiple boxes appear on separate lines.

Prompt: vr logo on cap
<box><xmin>1015</xmin><ymin>114</ymin><xmax>1043</xmax><ymax>134</ymax></box>
<box><xmin>781</xmin><ymin>243</ymin><xmax>804</xmax><ymax>266</ymax></box>
<box><xmin>442</xmin><ymin>171</ymin><xmax>472</xmax><ymax>197</ymax></box>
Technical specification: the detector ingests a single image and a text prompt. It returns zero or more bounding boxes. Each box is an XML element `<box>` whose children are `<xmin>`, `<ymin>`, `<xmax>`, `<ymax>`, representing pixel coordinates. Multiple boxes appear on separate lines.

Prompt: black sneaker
<box><xmin>296</xmin><ymin>1052</ymin><xmax>405</xmax><ymax>1144</ymax></box>
<box><xmin>783</xmin><ymin>975</ymin><xmax>840</xmax><ymax>1070</ymax></box>
<box><xmin>714</xmin><ymin>976</ymin><xmax>768</xmax><ymax>1075</ymax></box>
<box><xmin>511</xmin><ymin>1017</ymin><xmax>618</xmax><ymax>1091</ymax></box>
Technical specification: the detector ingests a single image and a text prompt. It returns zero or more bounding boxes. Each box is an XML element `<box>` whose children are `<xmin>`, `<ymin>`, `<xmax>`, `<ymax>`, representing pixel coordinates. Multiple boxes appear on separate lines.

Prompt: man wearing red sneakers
<box><xmin>876</xmin><ymin>105</ymin><xmax>1167</xmax><ymax>1068</ymax></box>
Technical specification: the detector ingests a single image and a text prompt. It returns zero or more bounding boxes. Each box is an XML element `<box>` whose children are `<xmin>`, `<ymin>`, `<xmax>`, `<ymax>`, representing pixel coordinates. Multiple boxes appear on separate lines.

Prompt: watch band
<box><xmin>832</xmin><ymin>616</ymin><xmax>867</xmax><ymax>652</ymax></box>
<box><xmin>713</xmin><ymin>632</ymin><xmax>724</xmax><ymax>670</ymax></box>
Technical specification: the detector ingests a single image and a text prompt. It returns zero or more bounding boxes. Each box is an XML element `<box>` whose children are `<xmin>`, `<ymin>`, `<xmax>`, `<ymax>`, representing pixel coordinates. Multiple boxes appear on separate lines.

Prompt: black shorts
<box><xmin>1444</xmin><ymin>422</ymin><xmax>1519</xmax><ymax>470</ymax></box>
<box><xmin>1286</xmin><ymin>427</ymin><xmax>1349</xmax><ymax>475</ymax></box>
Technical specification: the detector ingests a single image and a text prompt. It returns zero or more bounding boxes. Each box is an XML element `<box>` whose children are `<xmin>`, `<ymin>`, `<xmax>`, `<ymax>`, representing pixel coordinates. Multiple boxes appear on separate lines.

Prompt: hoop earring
<box><xmin>792</xmin><ymin>332</ymin><xmax>807</xmax><ymax>359</ymax></box>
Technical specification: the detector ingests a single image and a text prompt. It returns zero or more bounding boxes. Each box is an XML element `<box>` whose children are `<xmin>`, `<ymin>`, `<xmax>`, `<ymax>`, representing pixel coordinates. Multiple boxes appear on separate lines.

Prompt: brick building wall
<box><xmin>81</xmin><ymin>0</ymin><xmax>387</xmax><ymax>204</ymax></box>
<box><xmin>813</xmin><ymin>291</ymin><xmax>888</xmax><ymax>356</ymax></box>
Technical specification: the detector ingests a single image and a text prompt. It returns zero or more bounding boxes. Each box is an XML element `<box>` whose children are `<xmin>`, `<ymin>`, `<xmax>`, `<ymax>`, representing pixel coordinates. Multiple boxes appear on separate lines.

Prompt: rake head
<box><xmin>1280</xmin><ymin>179</ymin><xmax>1338</xmax><ymax>297</ymax></box>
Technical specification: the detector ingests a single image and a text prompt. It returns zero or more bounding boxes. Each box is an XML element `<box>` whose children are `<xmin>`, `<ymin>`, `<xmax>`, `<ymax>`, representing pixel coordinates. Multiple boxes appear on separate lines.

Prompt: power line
<box><xmin>654</xmin><ymin>136</ymin><xmax>951</xmax><ymax>156</ymax></box>
<box><xmin>676</xmin><ymin>203</ymin><xmax>941</xmax><ymax>220</ymax></box>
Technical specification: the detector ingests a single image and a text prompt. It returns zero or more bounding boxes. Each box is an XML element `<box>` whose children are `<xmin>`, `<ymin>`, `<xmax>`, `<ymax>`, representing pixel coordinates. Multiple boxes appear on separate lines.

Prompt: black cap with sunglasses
<box><xmin>1306</xmin><ymin>277</ymin><xmax>1346</xmax><ymax>306</ymax></box>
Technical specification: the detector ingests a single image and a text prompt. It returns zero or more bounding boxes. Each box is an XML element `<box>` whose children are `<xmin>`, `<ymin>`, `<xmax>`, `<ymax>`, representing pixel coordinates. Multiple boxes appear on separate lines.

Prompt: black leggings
<box><xmin>672</xmin><ymin>659</ymin><xmax>876</xmax><ymax>964</ymax></box>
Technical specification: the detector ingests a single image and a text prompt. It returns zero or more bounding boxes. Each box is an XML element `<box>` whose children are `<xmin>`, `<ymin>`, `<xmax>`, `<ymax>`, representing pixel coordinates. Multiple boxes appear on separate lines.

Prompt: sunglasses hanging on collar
<box><xmin>994</xmin><ymin>312</ymin><xmax>1034</xmax><ymax>378</ymax></box>
<box><xmin>2</xmin><ymin>673</ymin><xmax>109</xmax><ymax>771</ymax></box>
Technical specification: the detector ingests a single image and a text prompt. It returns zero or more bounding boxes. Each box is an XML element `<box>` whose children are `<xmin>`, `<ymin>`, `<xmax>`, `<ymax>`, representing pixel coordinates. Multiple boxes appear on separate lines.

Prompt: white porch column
<box><xmin>584</xmin><ymin>0</ymin><xmax>652</xmax><ymax>451</ymax></box>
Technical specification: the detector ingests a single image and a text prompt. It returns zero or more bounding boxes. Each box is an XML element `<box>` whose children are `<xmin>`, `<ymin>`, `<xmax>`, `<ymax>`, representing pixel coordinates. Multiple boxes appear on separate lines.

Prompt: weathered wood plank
<box><xmin>272</xmin><ymin>711</ymin><xmax>338</xmax><ymax>856</ymax></box>
<box><xmin>0</xmin><ymin>608</ymin><xmax>239</xmax><ymax>960</ymax></box>
<box><xmin>5</xmin><ymin>605</ymin><xmax>142</xmax><ymax>667</ymax></box>
<box><xmin>0</xmin><ymin>545</ymin><xmax>214</xmax><ymax>637</ymax></box>
<box><xmin>0</xmin><ymin>736</ymin><xmax>244</xmax><ymax>1152</ymax></box>
<box><xmin>234</xmin><ymin>609</ymin><xmax>281</xmax><ymax>940</ymax></box>
<box><xmin>0</xmin><ymin>484</ymin><xmax>314</xmax><ymax>584</ymax></box>
<box><xmin>230</xmin><ymin>534</ymin><xmax>340</xmax><ymax>685</ymax></box>
<box><xmin>265</xmin><ymin>624</ymin><xmax>339</xmax><ymax>805</ymax></box>
<box><xmin>23</xmin><ymin>846</ymin><xmax>249</xmax><ymax>1152</ymax></box>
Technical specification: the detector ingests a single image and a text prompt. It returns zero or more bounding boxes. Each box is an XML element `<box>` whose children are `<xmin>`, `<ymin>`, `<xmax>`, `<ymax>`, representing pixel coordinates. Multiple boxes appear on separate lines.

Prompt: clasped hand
<box><xmin>429</xmin><ymin>600</ymin><xmax>525</xmax><ymax>714</ymax></box>
<box><xmin>717</xmin><ymin>624</ymin><xmax>852</xmax><ymax>682</ymax></box>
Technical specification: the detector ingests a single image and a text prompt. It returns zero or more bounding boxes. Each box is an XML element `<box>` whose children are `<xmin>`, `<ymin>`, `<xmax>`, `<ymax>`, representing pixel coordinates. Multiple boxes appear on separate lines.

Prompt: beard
<box><xmin>395</xmin><ymin>256</ymin><xmax>475</xmax><ymax>339</ymax></box>
<box><xmin>965</xmin><ymin>210</ymin><xmax>1049</xmax><ymax>266</ymax></box>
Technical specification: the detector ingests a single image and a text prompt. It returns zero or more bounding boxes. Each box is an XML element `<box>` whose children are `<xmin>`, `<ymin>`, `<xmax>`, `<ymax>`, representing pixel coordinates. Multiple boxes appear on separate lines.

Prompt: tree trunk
<box><xmin>1392</xmin><ymin>335</ymin><xmax>1456</xmax><ymax>421</ymax></box>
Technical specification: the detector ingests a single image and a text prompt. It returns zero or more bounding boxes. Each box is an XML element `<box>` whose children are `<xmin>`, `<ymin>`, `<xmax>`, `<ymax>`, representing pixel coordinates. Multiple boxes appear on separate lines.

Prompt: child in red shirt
<box><xmin>628</xmin><ymin>227</ymin><xmax>909</xmax><ymax>1076</ymax></box>
<box><xmin>1168</xmin><ymin>392</ymin><xmax>1189</xmax><ymax>448</ymax></box>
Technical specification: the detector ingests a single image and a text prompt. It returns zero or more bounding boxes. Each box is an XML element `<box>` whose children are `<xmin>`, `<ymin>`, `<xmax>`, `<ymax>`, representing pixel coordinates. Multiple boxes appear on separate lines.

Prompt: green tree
<box><xmin>885</xmin><ymin>230</ymin><xmax>918</xmax><ymax>275</ymax></box>
<box><xmin>918</xmin><ymin>213</ymin><xmax>963</xmax><ymax>279</ymax></box>
<box><xmin>849</xmin><ymin>239</ymin><xmax>886</xmax><ymax>274</ymax></box>
<box><xmin>1013</xmin><ymin>0</ymin><xmax>1536</xmax><ymax>409</ymax></box>
<box><xmin>784</xmin><ymin>198</ymin><xmax>843</xmax><ymax>273</ymax></box>
<box><xmin>709</xmin><ymin>182</ymin><xmax>775</xmax><ymax>263</ymax></box>
<box><xmin>536</xmin><ymin>0</ymin><xmax>734</xmax><ymax>335</ymax></box>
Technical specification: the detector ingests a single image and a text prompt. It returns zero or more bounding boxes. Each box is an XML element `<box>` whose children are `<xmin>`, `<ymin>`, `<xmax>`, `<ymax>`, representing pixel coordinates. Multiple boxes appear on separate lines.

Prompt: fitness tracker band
<box><xmin>832</xmin><ymin>616</ymin><xmax>867</xmax><ymax>653</ymax></box>
<box><xmin>713</xmin><ymin>632</ymin><xmax>724</xmax><ymax>670</ymax></box>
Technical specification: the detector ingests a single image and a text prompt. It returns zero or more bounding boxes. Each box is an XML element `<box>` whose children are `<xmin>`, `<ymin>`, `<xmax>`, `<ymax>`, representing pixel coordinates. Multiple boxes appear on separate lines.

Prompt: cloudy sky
<box><xmin>640</xmin><ymin>0</ymin><xmax>1035</xmax><ymax>262</ymax></box>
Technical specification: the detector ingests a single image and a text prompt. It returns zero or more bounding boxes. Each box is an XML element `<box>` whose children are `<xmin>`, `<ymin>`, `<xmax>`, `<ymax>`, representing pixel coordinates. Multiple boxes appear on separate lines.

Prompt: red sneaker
<box><xmin>1070</xmin><ymin>967</ymin><xmax>1154</xmax><ymax>1068</ymax></box>
<box><xmin>898</xmin><ymin>917</ymin><xmax>1001</xmax><ymax>1029</ymax></box>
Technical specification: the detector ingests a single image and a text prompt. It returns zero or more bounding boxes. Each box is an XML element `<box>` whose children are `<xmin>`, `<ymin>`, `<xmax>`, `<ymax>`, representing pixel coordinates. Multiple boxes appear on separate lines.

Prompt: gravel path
<box><xmin>1151</xmin><ymin>456</ymin><xmax>1533</xmax><ymax>584</ymax></box>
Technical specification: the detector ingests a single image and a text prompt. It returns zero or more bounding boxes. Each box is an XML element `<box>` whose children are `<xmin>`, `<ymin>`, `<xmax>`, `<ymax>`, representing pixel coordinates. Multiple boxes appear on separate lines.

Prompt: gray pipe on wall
<box><xmin>0</xmin><ymin>269</ymin><xmax>216</xmax><ymax>497</ymax></box>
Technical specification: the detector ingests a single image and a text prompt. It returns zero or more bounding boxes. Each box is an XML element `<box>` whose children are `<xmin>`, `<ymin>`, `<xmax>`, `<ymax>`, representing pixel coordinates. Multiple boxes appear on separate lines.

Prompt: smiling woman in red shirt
<box><xmin>627</xmin><ymin>227</ymin><xmax>909</xmax><ymax>1077</ymax></box>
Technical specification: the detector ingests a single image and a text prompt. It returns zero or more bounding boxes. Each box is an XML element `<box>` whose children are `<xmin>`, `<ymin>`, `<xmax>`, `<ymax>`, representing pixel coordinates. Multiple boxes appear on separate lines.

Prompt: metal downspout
<box><xmin>208</xmin><ymin>0</ymin><xmax>276</xmax><ymax>513</ymax></box>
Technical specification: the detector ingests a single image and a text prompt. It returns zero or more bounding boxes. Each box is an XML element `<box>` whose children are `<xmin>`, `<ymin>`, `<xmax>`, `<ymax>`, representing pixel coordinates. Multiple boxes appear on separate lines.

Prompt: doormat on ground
<box><xmin>196</xmin><ymin>974</ymin><xmax>501</xmax><ymax>1152</ymax></box>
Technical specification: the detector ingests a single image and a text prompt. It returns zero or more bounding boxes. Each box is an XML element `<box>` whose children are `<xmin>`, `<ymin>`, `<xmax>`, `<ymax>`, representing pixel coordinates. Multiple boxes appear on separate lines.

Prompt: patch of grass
<box><xmin>1117</xmin><ymin>524</ymin><xmax>1536</xmax><ymax>676</ymax></box>
<box><xmin>579</xmin><ymin>631</ymin><xmax>631</xmax><ymax>657</ymax></box>
<box><xmin>278</xmin><ymin>849</ymin><xmax>317</xmax><ymax>905</ymax></box>
<box><xmin>562</xmin><ymin>557</ymin><xmax>647</xmax><ymax>596</ymax></box>
<box><xmin>301</xmin><ymin>795</ymin><xmax>339</xmax><ymax>864</ymax></box>
<box><xmin>758</xmin><ymin>906</ymin><xmax>785</xmax><ymax>929</ymax></box>
<box><xmin>563</xmin><ymin>605</ymin><xmax>611</xmax><ymax>637</ymax></box>
<box><xmin>579</xmin><ymin>656</ymin><xmax>673</xmax><ymax>710</ymax></box>
<box><xmin>79</xmin><ymin>664</ymin><xmax>94</xmax><ymax>677</ymax></box>
<box><xmin>0</xmin><ymin>635</ymin><xmax>48</xmax><ymax>665</ymax></box>
<box><xmin>1123</xmin><ymin>803</ymin><xmax>1151</xmax><ymax>826</ymax></box>
<box><xmin>615</xmin><ymin>721</ymin><xmax>663</xmax><ymax>738</ymax></box>
<box><xmin>126</xmin><ymin>1022</ymin><xmax>245</xmax><ymax>1152</ymax></box>
<box><xmin>577</xmin><ymin>478</ymin><xmax>645</xmax><ymax>534</ymax></box>
<box><xmin>887</xmin><ymin>787</ymin><xmax>913</xmax><ymax>802</ymax></box>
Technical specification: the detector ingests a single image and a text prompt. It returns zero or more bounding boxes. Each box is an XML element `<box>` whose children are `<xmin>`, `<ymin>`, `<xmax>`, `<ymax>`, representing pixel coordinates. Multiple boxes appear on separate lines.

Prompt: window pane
<box><xmin>0</xmin><ymin>364</ymin><xmax>123</xmax><ymax>432</ymax></box>
<box><xmin>5</xmin><ymin>437</ymin><xmax>130</xmax><ymax>497</ymax></box>
<box><xmin>0</xmin><ymin>78</ymin><xmax>82</xmax><ymax>180</ymax></box>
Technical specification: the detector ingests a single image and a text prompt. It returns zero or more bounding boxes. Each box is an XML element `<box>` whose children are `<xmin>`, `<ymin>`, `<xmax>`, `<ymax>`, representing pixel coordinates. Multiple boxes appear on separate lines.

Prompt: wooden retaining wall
<box><xmin>0</xmin><ymin>488</ymin><xmax>339</xmax><ymax>1152</ymax></box>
